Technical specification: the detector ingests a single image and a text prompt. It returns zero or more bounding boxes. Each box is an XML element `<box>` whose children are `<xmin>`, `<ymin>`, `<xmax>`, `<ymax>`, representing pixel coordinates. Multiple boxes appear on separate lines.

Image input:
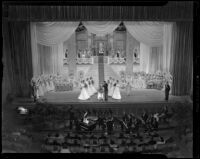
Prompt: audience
<box><xmin>40</xmin><ymin>105</ymin><xmax>174</xmax><ymax>153</ymax></box>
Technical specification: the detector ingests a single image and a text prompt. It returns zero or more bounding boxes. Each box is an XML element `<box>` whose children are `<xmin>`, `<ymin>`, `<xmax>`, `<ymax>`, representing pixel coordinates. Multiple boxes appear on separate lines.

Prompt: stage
<box><xmin>38</xmin><ymin>88</ymin><xmax>190</xmax><ymax>104</ymax></box>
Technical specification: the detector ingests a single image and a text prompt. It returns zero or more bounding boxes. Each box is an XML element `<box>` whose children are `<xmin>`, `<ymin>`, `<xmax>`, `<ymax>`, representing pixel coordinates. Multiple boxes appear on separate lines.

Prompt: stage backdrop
<box><xmin>2</xmin><ymin>20</ymin><xmax>193</xmax><ymax>103</ymax></box>
<box><xmin>31</xmin><ymin>21</ymin><xmax>172</xmax><ymax>77</ymax></box>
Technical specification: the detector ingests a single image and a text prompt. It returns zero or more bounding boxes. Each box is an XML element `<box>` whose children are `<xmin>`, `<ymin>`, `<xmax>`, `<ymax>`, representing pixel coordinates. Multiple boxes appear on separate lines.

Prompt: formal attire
<box><xmin>112</xmin><ymin>83</ymin><xmax>121</xmax><ymax>100</ymax></box>
<box><xmin>108</xmin><ymin>81</ymin><xmax>112</xmax><ymax>96</ymax></box>
<box><xmin>78</xmin><ymin>83</ymin><xmax>90</xmax><ymax>100</ymax></box>
<box><xmin>103</xmin><ymin>82</ymin><xmax>108</xmax><ymax>101</ymax></box>
<box><xmin>126</xmin><ymin>83</ymin><xmax>132</xmax><ymax>96</ymax></box>
<box><xmin>38</xmin><ymin>82</ymin><xmax>44</xmax><ymax>97</ymax></box>
<box><xmin>165</xmin><ymin>84</ymin><xmax>170</xmax><ymax>100</ymax></box>
<box><xmin>97</xmin><ymin>87</ymin><xmax>104</xmax><ymax>100</ymax></box>
<box><xmin>85</xmin><ymin>81</ymin><xmax>92</xmax><ymax>97</ymax></box>
<box><xmin>109</xmin><ymin>83</ymin><xmax>115</xmax><ymax>97</ymax></box>
<box><xmin>90</xmin><ymin>80</ymin><xmax>97</xmax><ymax>94</ymax></box>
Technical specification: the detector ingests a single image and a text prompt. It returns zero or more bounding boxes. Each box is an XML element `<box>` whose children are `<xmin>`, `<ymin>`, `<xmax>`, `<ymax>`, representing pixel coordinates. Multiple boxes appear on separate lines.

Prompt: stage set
<box><xmin>29</xmin><ymin>21</ymin><xmax>185</xmax><ymax>105</ymax></box>
<box><xmin>2</xmin><ymin>2</ymin><xmax>194</xmax><ymax>156</ymax></box>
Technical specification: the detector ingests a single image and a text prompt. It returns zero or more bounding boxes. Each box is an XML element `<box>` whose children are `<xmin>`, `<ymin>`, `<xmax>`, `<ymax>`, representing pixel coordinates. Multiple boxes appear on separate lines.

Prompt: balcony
<box><xmin>108</xmin><ymin>57</ymin><xmax>126</xmax><ymax>64</ymax></box>
<box><xmin>63</xmin><ymin>57</ymin><xmax>94</xmax><ymax>65</ymax></box>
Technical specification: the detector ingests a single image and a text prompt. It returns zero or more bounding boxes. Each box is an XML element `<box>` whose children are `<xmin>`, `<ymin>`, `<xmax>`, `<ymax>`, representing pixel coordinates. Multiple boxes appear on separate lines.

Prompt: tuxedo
<box><xmin>103</xmin><ymin>82</ymin><xmax>108</xmax><ymax>101</ymax></box>
<box><xmin>165</xmin><ymin>84</ymin><xmax>170</xmax><ymax>101</ymax></box>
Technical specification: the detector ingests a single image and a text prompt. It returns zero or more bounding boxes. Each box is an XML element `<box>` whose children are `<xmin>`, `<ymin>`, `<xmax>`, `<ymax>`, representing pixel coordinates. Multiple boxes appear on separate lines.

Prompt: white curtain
<box><xmin>30</xmin><ymin>23</ymin><xmax>39</xmax><ymax>77</ymax></box>
<box><xmin>36</xmin><ymin>22</ymin><xmax>79</xmax><ymax>46</ymax></box>
<box><xmin>124</xmin><ymin>21</ymin><xmax>164</xmax><ymax>46</ymax></box>
<box><xmin>163</xmin><ymin>23</ymin><xmax>173</xmax><ymax>73</ymax></box>
<box><xmin>140</xmin><ymin>43</ymin><xmax>150</xmax><ymax>73</ymax></box>
<box><xmin>83</xmin><ymin>21</ymin><xmax>120</xmax><ymax>36</ymax></box>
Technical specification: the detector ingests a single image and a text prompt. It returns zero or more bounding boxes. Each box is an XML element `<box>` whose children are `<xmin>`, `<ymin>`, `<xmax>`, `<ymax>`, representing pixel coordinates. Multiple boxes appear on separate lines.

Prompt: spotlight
<box><xmin>17</xmin><ymin>106</ymin><xmax>28</xmax><ymax>115</ymax></box>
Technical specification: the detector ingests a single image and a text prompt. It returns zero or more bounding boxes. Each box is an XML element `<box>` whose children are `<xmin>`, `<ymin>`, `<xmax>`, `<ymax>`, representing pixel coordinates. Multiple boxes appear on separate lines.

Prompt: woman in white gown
<box><xmin>109</xmin><ymin>79</ymin><xmax>115</xmax><ymax>97</ymax></box>
<box><xmin>88</xmin><ymin>80</ymin><xmax>94</xmax><ymax>96</ymax></box>
<box><xmin>46</xmin><ymin>76</ymin><xmax>51</xmax><ymax>92</ymax></box>
<box><xmin>90</xmin><ymin>77</ymin><xmax>97</xmax><ymax>94</ymax></box>
<box><xmin>49</xmin><ymin>75</ymin><xmax>55</xmax><ymax>91</ymax></box>
<box><xmin>112</xmin><ymin>80</ymin><xmax>121</xmax><ymax>100</ymax></box>
<box><xmin>97</xmin><ymin>84</ymin><xmax>104</xmax><ymax>100</ymax></box>
<box><xmin>41</xmin><ymin>78</ymin><xmax>47</xmax><ymax>94</ymax></box>
<box><xmin>86</xmin><ymin>79</ymin><xmax>92</xmax><ymax>97</ymax></box>
<box><xmin>38</xmin><ymin>78</ymin><xmax>44</xmax><ymax>97</ymax></box>
<box><xmin>126</xmin><ymin>82</ymin><xmax>132</xmax><ymax>96</ymax></box>
<box><xmin>78</xmin><ymin>81</ymin><xmax>90</xmax><ymax>100</ymax></box>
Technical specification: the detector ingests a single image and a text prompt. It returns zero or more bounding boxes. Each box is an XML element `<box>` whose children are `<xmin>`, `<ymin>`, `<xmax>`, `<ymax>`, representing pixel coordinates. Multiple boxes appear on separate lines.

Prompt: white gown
<box><xmin>78</xmin><ymin>84</ymin><xmax>90</xmax><ymax>100</ymax></box>
<box><xmin>91</xmin><ymin>85</ymin><xmax>97</xmax><ymax>94</ymax></box>
<box><xmin>38</xmin><ymin>82</ymin><xmax>44</xmax><ymax>96</ymax></box>
<box><xmin>86</xmin><ymin>81</ymin><xmax>92</xmax><ymax>97</ymax></box>
<box><xmin>46</xmin><ymin>80</ymin><xmax>51</xmax><ymax>92</ymax></box>
<box><xmin>108</xmin><ymin>82</ymin><xmax>112</xmax><ymax>96</ymax></box>
<box><xmin>42</xmin><ymin>81</ymin><xmax>47</xmax><ymax>94</ymax></box>
<box><xmin>112</xmin><ymin>84</ymin><xmax>121</xmax><ymax>100</ymax></box>
<box><xmin>88</xmin><ymin>84</ymin><xmax>94</xmax><ymax>96</ymax></box>
<box><xmin>109</xmin><ymin>83</ymin><xmax>115</xmax><ymax>97</ymax></box>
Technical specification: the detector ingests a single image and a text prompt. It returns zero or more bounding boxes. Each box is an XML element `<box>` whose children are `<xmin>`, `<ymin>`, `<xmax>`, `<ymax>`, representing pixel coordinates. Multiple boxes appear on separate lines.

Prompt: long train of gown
<box><xmin>90</xmin><ymin>84</ymin><xmax>97</xmax><ymax>95</ymax></box>
<box><xmin>108</xmin><ymin>83</ymin><xmax>112</xmax><ymax>96</ymax></box>
<box><xmin>86</xmin><ymin>83</ymin><xmax>92</xmax><ymax>97</ymax></box>
<box><xmin>78</xmin><ymin>85</ymin><xmax>90</xmax><ymax>100</ymax></box>
<box><xmin>108</xmin><ymin>84</ymin><xmax>115</xmax><ymax>97</ymax></box>
<box><xmin>112</xmin><ymin>84</ymin><xmax>121</xmax><ymax>100</ymax></box>
<box><xmin>38</xmin><ymin>84</ymin><xmax>44</xmax><ymax>97</ymax></box>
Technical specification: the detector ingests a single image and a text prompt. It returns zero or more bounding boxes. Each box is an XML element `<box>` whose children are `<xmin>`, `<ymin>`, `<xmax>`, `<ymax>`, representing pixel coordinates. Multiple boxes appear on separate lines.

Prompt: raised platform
<box><xmin>11</xmin><ymin>89</ymin><xmax>192</xmax><ymax>111</ymax></box>
<box><xmin>38</xmin><ymin>89</ymin><xmax>190</xmax><ymax>104</ymax></box>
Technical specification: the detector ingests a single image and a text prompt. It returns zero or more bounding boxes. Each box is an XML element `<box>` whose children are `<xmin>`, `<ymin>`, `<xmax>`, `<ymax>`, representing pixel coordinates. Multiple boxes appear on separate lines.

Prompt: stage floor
<box><xmin>38</xmin><ymin>89</ymin><xmax>190</xmax><ymax>104</ymax></box>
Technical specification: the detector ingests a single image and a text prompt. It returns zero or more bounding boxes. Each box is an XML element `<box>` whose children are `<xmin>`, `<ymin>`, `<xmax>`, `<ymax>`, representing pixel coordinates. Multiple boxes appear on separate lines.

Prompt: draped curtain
<box><xmin>149</xmin><ymin>47</ymin><xmax>163</xmax><ymax>73</ymax></box>
<box><xmin>170</xmin><ymin>22</ymin><xmax>193</xmax><ymax>96</ymax></box>
<box><xmin>163</xmin><ymin>23</ymin><xmax>173</xmax><ymax>73</ymax></box>
<box><xmin>83</xmin><ymin>21</ymin><xmax>119</xmax><ymax>36</ymax></box>
<box><xmin>31</xmin><ymin>22</ymin><xmax>79</xmax><ymax>76</ymax></box>
<box><xmin>36</xmin><ymin>22</ymin><xmax>79</xmax><ymax>46</ymax></box>
<box><xmin>139</xmin><ymin>43</ymin><xmax>150</xmax><ymax>73</ymax></box>
<box><xmin>5</xmin><ymin>2</ymin><xmax>193</xmax><ymax>21</ymax></box>
<box><xmin>2</xmin><ymin>21</ymin><xmax>33</xmax><ymax>98</ymax></box>
<box><xmin>124</xmin><ymin>22</ymin><xmax>163</xmax><ymax>46</ymax></box>
<box><xmin>33</xmin><ymin>21</ymin><xmax>173</xmax><ymax>77</ymax></box>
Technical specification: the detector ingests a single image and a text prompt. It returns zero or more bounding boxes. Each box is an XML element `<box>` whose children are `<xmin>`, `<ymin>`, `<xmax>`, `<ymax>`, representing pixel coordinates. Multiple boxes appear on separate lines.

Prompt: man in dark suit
<box><xmin>165</xmin><ymin>81</ymin><xmax>170</xmax><ymax>101</ymax></box>
<box><xmin>103</xmin><ymin>81</ymin><xmax>108</xmax><ymax>101</ymax></box>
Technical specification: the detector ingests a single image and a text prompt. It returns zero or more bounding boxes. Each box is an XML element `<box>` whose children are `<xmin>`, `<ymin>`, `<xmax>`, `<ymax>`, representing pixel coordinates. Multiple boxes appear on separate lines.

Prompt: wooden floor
<box><xmin>38</xmin><ymin>88</ymin><xmax>191</xmax><ymax>104</ymax></box>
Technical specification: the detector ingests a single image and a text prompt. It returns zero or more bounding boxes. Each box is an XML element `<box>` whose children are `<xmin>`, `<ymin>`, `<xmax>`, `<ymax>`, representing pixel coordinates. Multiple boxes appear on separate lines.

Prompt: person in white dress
<box><xmin>85</xmin><ymin>79</ymin><xmax>92</xmax><ymax>97</ymax></box>
<box><xmin>126</xmin><ymin>82</ymin><xmax>132</xmax><ymax>96</ymax></box>
<box><xmin>78</xmin><ymin>81</ymin><xmax>90</xmax><ymax>100</ymax></box>
<box><xmin>109</xmin><ymin>79</ymin><xmax>115</xmax><ymax>97</ymax></box>
<box><xmin>41</xmin><ymin>78</ymin><xmax>47</xmax><ymax>94</ymax></box>
<box><xmin>112</xmin><ymin>80</ymin><xmax>121</xmax><ymax>100</ymax></box>
<box><xmin>88</xmin><ymin>80</ymin><xmax>94</xmax><ymax>96</ymax></box>
<box><xmin>90</xmin><ymin>77</ymin><xmax>97</xmax><ymax>95</ymax></box>
<box><xmin>49</xmin><ymin>75</ymin><xmax>55</xmax><ymax>91</ymax></box>
<box><xmin>97</xmin><ymin>84</ymin><xmax>104</xmax><ymax>101</ymax></box>
<box><xmin>38</xmin><ymin>78</ymin><xmax>44</xmax><ymax>97</ymax></box>
<box><xmin>46</xmin><ymin>76</ymin><xmax>51</xmax><ymax>92</ymax></box>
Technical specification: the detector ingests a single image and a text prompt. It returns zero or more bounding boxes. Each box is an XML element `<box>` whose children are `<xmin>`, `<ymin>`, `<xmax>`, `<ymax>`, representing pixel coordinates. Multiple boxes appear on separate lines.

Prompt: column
<box><xmin>30</xmin><ymin>23</ymin><xmax>39</xmax><ymax>76</ymax></box>
<box><xmin>125</xmin><ymin>32</ymin><xmax>133</xmax><ymax>74</ymax></box>
<box><xmin>67</xmin><ymin>33</ymin><xmax>77</xmax><ymax>80</ymax></box>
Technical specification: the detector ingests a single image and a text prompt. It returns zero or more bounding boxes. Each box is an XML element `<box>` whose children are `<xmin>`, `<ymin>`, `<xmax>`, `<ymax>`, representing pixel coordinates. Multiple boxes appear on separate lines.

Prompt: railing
<box><xmin>77</xmin><ymin>57</ymin><xmax>93</xmax><ymax>64</ymax></box>
<box><xmin>63</xmin><ymin>57</ymin><xmax>94</xmax><ymax>65</ymax></box>
<box><xmin>108</xmin><ymin>57</ymin><xmax>126</xmax><ymax>64</ymax></box>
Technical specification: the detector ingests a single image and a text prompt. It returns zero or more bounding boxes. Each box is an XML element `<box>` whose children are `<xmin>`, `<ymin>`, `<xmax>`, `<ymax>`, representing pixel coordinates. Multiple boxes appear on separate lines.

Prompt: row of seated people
<box><xmin>30</xmin><ymin>74</ymin><xmax>73</xmax><ymax>100</ymax></box>
<box><xmin>41</xmin><ymin>131</ymin><xmax>174</xmax><ymax>153</ymax></box>
<box><xmin>41</xmin><ymin>106</ymin><xmax>174</xmax><ymax>153</ymax></box>
<box><xmin>66</xmin><ymin>105</ymin><xmax>172</xmax><ymax>133</ymax></box>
